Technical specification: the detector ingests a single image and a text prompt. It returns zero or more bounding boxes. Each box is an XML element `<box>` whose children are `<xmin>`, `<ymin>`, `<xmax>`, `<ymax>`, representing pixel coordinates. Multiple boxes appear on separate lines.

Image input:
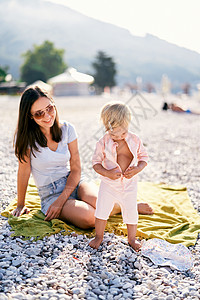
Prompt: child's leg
<box><xmin>90</xmin><ymin>181</ymin><xmax>116</xmax><ymax>249</ymax></box>
<box><xmin>127</xmin><ymin>224</ymin><xmax>141</xmax><ymax>251</ymax></box>
<box><xmin>120</xmin><ymin>179</ymin><xmax>140</xmax><ymax>251</ymax></box>
<box><xmin>89</xmin><ymin>218</ymin><xmax>107</xmax><ymax>249</ymax></box>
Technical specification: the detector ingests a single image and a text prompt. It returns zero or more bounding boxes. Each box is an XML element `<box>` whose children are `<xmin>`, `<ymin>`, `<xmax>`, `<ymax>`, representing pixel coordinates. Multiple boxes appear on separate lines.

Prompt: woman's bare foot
<box><xmin>110</xmin><ymin>203</ymin><xmax>153</xmax><ymax>216</ymax></box>
<box><xmin>128</xmin><ymin>239</ymin><xmax>141</xmax><ymax>252</ymax></box>
<box><xmin>137</xmin><ymin>203</ymin><xmax>154</xmax><ymax>215</ymax></box>
<box><xmin>89</xmin><ymin>236</ymin><xmax>103</xmax><ymax>249</ymax></box>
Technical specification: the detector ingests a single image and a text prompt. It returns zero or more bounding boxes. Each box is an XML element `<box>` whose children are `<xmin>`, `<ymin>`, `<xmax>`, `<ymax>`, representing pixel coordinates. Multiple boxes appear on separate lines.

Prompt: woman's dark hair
<box><xmin>162</xmin><ymin>102</ymin><xmax>169</xmax><ymax>110</ymax></box>
<box><xmin>14</xmin><ymin>86</ymin><xmax>62</xmax><ymax>162</ymax></box>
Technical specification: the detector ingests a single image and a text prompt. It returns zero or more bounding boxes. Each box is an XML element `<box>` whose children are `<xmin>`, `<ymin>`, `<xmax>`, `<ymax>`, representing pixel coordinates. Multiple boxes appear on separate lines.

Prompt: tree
<box><xmin>92</xmin><ymin>51</ymin><xmax>117</xmax><ymax>92</ymax></box>
<box><xmin>0</xmin><ymin>65</ymin><xmax>9</xmax><ymax>82</ymax></box>
<box><xmin>20</xmin><ymin>41</ymin><xmax>67</xmax><ymax>84</ymax></box>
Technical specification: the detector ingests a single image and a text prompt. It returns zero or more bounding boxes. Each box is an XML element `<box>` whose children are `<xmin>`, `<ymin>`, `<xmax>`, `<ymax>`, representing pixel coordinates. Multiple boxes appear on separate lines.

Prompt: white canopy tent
<box><xmin>48</xmin><ymin>68</ymin><xmax>94</xmax><ymax>96</ymax></box>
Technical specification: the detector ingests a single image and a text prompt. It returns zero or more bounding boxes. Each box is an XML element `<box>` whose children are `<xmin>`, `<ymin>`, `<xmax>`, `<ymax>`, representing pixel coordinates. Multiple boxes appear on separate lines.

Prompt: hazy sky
<box><xmin>44</xmin><ymin>0</ymin><xmax>200</xmax><ymax>54</ymax></box>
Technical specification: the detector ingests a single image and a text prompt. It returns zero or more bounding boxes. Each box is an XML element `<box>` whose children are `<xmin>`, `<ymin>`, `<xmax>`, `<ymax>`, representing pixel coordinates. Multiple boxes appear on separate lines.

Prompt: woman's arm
<box><xmin>45</xmin><ymin>139</ymin><xmax>81</xmax><ymax>221</ymax></box>
<box><xmin>12</xmin><ymin>150</ymin><xmax>31</xmax><ymax>217</ymax></box>
<box><xmin>60</xmin><ymin>139</ymin><xmax>81</xmax><ymax>201</ymax></box>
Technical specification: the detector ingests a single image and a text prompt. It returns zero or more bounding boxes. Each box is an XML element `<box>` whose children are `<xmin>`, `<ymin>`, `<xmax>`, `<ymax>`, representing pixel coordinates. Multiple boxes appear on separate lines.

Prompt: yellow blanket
<box><xmin>1</xmin><ymin>181</ymin><xmax>200</xmax><ymax>247</ymax></box>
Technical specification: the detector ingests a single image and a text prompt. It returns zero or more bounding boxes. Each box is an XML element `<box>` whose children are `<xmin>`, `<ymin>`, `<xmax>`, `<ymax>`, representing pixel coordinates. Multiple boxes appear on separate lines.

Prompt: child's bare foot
<box><xmin>128</xmin><ymin>239</ymin><xmax>141</xmax><ymax>252</ymax></box>
<box><xmin>137</xmin><ymin>203</ymin><xmax>154</xmax><ymax>215</ymax></box>
<box><xmin>89</xmin><ymin>236</ymin><xmax>103</xmax><ymax>249</ymax></box>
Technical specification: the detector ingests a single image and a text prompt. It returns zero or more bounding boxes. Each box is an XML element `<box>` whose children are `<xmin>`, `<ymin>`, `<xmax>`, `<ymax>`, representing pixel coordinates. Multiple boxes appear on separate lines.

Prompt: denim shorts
<box><xmin>38</xmin><ymin>173</ymin><xmax>85</xmax><ymax>215</ymax></box>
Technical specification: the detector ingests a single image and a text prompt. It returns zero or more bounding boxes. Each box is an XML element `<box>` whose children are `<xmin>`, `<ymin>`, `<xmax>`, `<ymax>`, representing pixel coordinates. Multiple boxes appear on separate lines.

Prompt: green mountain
<box><xmin>1</xmin><ymin>0</ymin><xmax>200</xmax><ymax>89</ymax></box>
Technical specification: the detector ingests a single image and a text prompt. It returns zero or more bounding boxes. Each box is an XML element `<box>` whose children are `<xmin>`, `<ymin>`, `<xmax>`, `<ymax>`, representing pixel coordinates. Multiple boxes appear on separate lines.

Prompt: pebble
<box><xmin>134</xmin><ymin>261</ymin><xmax>142</xmax><ymax>270</ymax></box>
<box><xmin>12</xmin><ymin>259</ymin><xmax>23</xmax><ymax>267</ymax></box>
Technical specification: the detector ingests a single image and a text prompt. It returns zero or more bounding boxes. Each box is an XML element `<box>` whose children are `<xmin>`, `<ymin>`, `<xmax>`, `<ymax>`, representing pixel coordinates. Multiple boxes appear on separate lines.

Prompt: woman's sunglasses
<box><xmin>31</xmin><ymin>104</ymin><xmax>55</xmax><ymax>120</ymax></box>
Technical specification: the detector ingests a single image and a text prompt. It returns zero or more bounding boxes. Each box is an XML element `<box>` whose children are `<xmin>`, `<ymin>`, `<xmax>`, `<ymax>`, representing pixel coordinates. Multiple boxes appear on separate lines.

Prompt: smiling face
<box><xmin>108</xmin><ymin>125</ymin><xmax>129</xmax><ymax>141</ymax></box>
<box><xmin>30</xmin><ymin>97</ymin><xmax>56</xmax><ymax>132</ymax></box>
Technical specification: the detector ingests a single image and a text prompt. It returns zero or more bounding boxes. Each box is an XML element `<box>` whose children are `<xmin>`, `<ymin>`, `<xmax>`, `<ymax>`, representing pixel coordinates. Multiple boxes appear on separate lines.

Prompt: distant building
<box><xmin>0</xmin><ymin>81</ymin><xmax>26</xmax><ymax>94</ymax></box>
<box><xmin>48</xmin><ymin>68</ymin><xmax>94</xmax><ymax>96</ymax></box>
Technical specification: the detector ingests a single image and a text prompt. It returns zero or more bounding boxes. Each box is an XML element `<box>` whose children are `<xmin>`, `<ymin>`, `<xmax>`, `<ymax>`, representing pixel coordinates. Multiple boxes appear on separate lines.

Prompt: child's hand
<box><xmin>123</xmin><ymin>166</ymin><xmax>139</xmax><ymax>179</ymax></box>
<box><xmin>106</xmin><ymin>167</ymin><xmax>122</xmax><ymax>180</ymax></box>
<box><xmin>124</xmin><ymin>161</ymin><xmax>147</xmax><ymax>178</ymax></box>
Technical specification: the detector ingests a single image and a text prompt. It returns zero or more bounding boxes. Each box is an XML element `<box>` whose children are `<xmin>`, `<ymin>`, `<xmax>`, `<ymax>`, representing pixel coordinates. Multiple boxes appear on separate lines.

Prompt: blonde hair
<box><xmin>101</xmin><ymin>102</ymin><xmax>131</xmax><ymax>131</ymax></box>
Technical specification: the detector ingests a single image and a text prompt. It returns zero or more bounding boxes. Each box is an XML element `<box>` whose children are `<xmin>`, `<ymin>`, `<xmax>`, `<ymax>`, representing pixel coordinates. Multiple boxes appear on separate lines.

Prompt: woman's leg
<box><xmin>77</xmin><ymin>181</ymin><xmax>121</xmax><ymax>215</ymax></box>
<box><xmin>77</xmin><ymin>181</ymin><xmax>97</xmax><ymax>208</ymax></box>
<box><xmin>58</xmin><ymin>181</ymin><xmax>111</xmax><ymax>230</ymax></box>
<box><xmin>77</xmin><ymin>181</ymin><xmax>154</xmax><ymax>216</ymax></box>
<box><xmin>59</xmin><ymin>198</ymin><xmax>95</xmax><ymax>229</ymax></box>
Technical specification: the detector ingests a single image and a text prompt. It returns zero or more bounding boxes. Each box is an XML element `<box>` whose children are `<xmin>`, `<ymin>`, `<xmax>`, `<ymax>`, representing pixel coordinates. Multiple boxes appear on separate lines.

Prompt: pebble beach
<box><xmin>0</xmin><ymin>92</ymin><xmax>200</xmax><ymax>300</ymax></box>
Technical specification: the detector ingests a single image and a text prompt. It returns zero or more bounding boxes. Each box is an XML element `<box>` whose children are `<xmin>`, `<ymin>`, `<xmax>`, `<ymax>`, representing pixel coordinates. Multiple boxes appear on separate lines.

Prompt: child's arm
<box><xmin>92</xmin><ymin>138</ymin><xmax>122</xmax><ymax>180</ymax></box>
<box><xmin>12</xmin><ymin>151</ymin><xmax>31</xmax><ymax>217</ymax></box>
<box><xmin>93</xmin><ymin>163</ymin><xmax>121</xmax><ymax>180</ymax></box>
<box><xmin>124</xmin><ymin>136</ymin><xmax>148</xmax><ymax>179</ymax></box>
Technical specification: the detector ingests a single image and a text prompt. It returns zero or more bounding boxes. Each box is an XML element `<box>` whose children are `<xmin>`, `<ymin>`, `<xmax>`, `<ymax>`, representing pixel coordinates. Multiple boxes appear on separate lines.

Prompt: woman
<box><xmin>12</xmin><ymin>87</ymin><xmax>153</xmax><ymax>229</ymax></box>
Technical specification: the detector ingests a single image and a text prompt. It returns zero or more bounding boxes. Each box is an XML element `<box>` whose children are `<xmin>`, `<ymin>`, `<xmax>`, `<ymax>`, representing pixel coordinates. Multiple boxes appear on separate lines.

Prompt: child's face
<box><xmin>108</xmin><ymin>125</ymin><xmax>128</xmax><ymax>141</ymax></box>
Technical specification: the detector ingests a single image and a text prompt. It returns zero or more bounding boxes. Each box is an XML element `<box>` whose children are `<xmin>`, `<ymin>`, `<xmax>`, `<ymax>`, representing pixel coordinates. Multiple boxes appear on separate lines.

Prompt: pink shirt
<box><xmin>92</xmin><ymin>131</ymin><xmax>148</xmax><ymax>184</ymax></box>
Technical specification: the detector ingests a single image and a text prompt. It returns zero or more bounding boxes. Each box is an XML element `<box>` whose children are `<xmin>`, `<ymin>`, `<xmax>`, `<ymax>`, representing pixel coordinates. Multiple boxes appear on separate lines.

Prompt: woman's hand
<box><xmin>106</xmin><ymin>167</ymin><xmax>122</xmax><ymax>180</ymax></box>
<box><xmin>44</xmin><ymin>199</ymin><xmax>63</xmax><ymax>221</ymax></box>
<box><xmin>12</xmin><ymin>205</ymin><xmax>30</xmax><ymax>217</ymax></box>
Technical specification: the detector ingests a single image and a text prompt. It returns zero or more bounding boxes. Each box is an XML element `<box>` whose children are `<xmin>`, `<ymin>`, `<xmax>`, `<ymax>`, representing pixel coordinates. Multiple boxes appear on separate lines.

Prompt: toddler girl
<box><xmin>89</xmin><ymin>102</ymin><xmax>148</xmax><ymax>251</ymax></box>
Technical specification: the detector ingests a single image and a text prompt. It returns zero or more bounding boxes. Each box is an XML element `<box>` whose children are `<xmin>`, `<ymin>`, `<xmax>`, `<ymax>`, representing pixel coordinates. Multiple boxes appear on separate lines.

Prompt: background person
<box><xmin>162</xmin><ymin>102</ymin><xmax>200</xmax><ymax>114</ymax></box>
